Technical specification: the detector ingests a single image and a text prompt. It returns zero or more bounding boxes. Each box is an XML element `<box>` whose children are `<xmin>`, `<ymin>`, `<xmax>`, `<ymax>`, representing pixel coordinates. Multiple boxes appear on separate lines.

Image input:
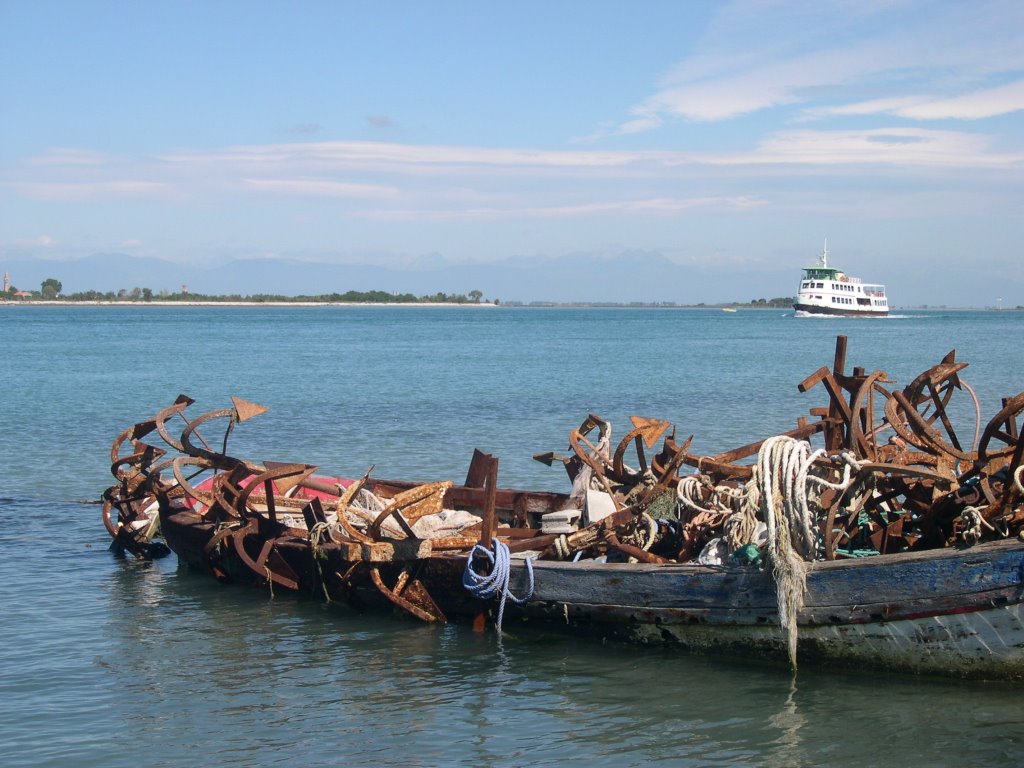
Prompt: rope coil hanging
<box><xmin>462</xmin><ymin>539</ymin><xmax>535</xmax><ymax>632</ymax></box>
<box><xmin>746</xmin><ymin>436</ymin><xmax>863</xmax><ymax>671</ymax></box>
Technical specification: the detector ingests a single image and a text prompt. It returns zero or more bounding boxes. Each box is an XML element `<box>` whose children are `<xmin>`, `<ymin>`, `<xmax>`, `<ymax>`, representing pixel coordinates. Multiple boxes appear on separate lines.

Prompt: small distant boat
<box><xmin>721</xmin><ymin>307</ymin><xmax>738</xmax><ymax>313</ymax></box>
<box><xmin>793</xmin><ymin>242</ymin><xmax>888</xmax><ymax>317</ymax></box>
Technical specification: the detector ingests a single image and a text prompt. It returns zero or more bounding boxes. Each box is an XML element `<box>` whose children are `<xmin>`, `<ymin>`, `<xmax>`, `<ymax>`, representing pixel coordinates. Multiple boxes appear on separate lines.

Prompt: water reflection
<box><xmin>88</xmin><ymin>546</ymin><xmax>1024</xmax><ymax>767</ymax></box>
<box><xmin>0</xmin><ymin>505</ymin><xmax>1015</xmax><ymax>768</ymax></box>
<box><xmin>764</xmin><ymin>679</ymin><xmax>806</xmax><ymax>767</ymax></box>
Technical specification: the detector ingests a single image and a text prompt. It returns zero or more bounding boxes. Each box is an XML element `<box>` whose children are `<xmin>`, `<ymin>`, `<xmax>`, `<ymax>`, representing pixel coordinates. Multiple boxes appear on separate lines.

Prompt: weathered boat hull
<box><xmin>159</xmin><ymin>502</ymin><xmax>1024</xmax><ymax>679</ymax></box>
<box><xmin>502</xmin><ymin>540</ymin><xmax>1024</xmax><ymax>678</ymax></box>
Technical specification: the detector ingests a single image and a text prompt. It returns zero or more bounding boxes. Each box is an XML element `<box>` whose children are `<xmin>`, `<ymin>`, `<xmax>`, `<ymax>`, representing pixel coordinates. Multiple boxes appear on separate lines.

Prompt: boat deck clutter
<box><xmin>103</xmin><ymin>336</ymin><xmax>1024</xmax><ymax>678</ymax></box>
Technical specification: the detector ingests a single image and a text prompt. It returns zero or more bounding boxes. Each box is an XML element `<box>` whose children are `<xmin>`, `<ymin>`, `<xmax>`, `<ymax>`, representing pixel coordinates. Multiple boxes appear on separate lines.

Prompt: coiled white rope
<box><xmin>678</xmin><ymin>474</ymin><xmax>753</xmax><ymax>552</ymax></box>
<box><xmin>676</xmin><ymin>475</ymin><xmax>723</xmax><ymax>516</ymax></box>
<box><xmin>749</xmin><ymin>436</ymin><xmax>864</xmax><ymax>670</ymax></box>
<box><xmin>462</xmin><ymin>539</ymin><xmax>535</xmax><ymax>632</ymax></box>
<box><xmin>959</xmin><ymin>506</ymin><xmax>989</xmax><ymax>545</ymax></box>
<box><xmin>553</xmin><ymin>534</ymin><xmax>571</xmax><ymax>560</ymax></box>
<box><xmin>308</xmin><ymin>521</ymin><xmax>343</xmax><ymax>601</ymax></box>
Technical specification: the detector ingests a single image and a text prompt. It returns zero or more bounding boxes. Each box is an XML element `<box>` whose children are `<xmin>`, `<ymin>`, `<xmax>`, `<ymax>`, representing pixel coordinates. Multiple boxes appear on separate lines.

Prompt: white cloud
<box><xmin>808</xmin><ymin>80</ymin><xmax>1024</xmax><ymax>121</ymax></box>
<box><xmin>353</xmin><ymin>196</ymin><xmax>766</xmax><ymax>221</ymax></box>
<box><xmin>804</xmin><ymin>97</ymin><xmax>929</xmax><ymax>119</ymax></box>
<box><xmin>895</xmin><ymin>79</ymin><xmax>1024</xmax><ymax>120</ymax></box>
<box><xmin>242</xmin><ymin>178</ymin><xmax>399</xmax><ymax>198</ymax></box>
<box><xmin>613</xmin><ymin>0</ymin><xmax>1024</xmax><ymax>131</ymax></box>
<box><xmin>728</xmin><ymin>127</ymin><xmax>1020</xmax><ymax>167</ymax></box>
<box><xmin>179</xmin><ymin>141</ymin><xmax>657</xmax><ymax>171</ymax></box>
<box><xmin>3</xmin><ymin>127</ymin><xmax>1019</xmax><ymax>221</ymax></box>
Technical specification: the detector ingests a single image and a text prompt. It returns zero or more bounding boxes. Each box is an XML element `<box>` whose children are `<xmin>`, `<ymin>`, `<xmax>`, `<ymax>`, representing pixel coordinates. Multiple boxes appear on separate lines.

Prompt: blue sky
<box><xmin>2</xmin><ymin>0</ymin><xmax>1023</xmax><ymax>305</ymax></box>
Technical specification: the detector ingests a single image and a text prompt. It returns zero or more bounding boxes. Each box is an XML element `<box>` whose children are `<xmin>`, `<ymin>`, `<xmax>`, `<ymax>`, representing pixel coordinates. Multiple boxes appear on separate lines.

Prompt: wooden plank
<box><xmin>509</xmin><ymin>541</ymin><xmax>1024</xmax><ymax>616</ymax></box>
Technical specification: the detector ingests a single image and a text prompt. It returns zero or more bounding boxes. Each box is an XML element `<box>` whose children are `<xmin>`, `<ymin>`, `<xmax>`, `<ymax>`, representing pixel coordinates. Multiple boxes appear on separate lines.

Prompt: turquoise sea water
<box><xmin>2</xmin><ymin>305</ymin><xmax>1023</xmax><ymax>767</ymax></box>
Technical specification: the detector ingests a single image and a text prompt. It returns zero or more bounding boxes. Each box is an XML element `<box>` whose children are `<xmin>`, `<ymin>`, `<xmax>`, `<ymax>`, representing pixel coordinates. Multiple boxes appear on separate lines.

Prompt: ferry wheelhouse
<box><xmin>793</xmin><ymin>243</ymin><xmax>888</xmax><ymax>317</ymax></box>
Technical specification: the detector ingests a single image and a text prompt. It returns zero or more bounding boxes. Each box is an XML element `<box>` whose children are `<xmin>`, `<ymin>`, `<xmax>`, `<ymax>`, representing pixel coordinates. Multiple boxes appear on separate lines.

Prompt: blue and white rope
<box><xmin>462</xmin><ymin>539</ymin><xmax>534</xmax><ymax>632</ymax></box>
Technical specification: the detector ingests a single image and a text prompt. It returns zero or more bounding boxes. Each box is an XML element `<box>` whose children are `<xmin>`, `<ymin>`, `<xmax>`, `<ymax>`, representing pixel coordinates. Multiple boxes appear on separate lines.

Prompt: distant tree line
<box><xmin>3</xmin><ymin>280</ymin><xmax>494</xmax><ymax>305</ymax></box>
<box><xmin>1</xmin><ymin>277</ymin><xmax>63</xmax><ymax>299</ymax></box>
<box><xmin>737</xmin><ymin>297</ymin><xmax>795</xmax><ymax>308</ymax></box>
<box><xmin>3</xmin><ymin>279</ymin><xmax>800</xmax><ymax>308</ymax></box>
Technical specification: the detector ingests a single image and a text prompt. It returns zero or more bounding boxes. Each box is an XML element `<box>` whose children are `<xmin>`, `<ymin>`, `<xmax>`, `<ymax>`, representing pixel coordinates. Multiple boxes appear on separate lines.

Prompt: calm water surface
<box><xmin>2</xmin><ymin>305</ymin><xmax>1023</xmax><ymax>766</ymax></box>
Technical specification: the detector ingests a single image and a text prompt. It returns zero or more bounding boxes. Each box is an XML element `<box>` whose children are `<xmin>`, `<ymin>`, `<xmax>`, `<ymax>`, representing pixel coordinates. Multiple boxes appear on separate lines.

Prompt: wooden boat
<box><xmin>148</xmin><ymin>482</ymin><xmax>1024</xmax><ymax>679</ymax></box>
<box><xmin>103</xmin><ymin>337</ymin><xmax>1024</xmax><ymax>679</ymax></box>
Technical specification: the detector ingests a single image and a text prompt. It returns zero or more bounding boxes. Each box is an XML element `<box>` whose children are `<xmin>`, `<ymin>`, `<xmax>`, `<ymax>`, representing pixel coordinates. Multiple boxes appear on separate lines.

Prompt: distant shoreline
<box><xmin>1</xmin><ymin>300</ymin><xmax>1011</xmax><ymax>310</ymax></box>
<box><xmin>1</xmin><ymin>300</ymin><xmax>791</xmax><ymax>310</ymax></box>
<box><xmin>1</xmin><ymin>299</ymin><xmax>501</xmax><ymax>308</ymax></box>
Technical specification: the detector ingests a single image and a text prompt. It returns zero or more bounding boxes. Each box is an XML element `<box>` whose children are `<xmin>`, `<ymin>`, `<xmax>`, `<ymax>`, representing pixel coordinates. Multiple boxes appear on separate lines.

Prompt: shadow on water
<box><xmin>2</xmin><ymin>498</ymin><xmax>1020</xmax><ymax>766</ymax></box>
<box><xmin>91</xmin><ymin>550</ymin><xmax>1024</xmax><ymax>768</ymax></box>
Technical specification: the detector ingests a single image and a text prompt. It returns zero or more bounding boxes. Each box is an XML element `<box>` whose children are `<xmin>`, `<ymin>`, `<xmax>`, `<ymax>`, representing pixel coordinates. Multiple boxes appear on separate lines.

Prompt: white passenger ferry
<box><xmin>793</xmin><ymin>242</ymin><xmax>888</xmax><ymax>317</ymax></box>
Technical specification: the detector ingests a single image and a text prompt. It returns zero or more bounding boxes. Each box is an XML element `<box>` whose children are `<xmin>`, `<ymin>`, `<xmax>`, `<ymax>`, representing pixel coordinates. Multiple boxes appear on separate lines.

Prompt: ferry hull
<box><xmin>793</xmin><ymin>302</ymin><xmax>888</xmax><ymax>318</ymax></box>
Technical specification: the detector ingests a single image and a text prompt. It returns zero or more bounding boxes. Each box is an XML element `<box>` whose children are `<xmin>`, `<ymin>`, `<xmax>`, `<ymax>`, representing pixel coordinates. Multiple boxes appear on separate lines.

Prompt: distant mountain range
<box><xmin>1</xmin><ymin>251</ymin><xmax>796</xmax><ymax>305</ymax></box>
